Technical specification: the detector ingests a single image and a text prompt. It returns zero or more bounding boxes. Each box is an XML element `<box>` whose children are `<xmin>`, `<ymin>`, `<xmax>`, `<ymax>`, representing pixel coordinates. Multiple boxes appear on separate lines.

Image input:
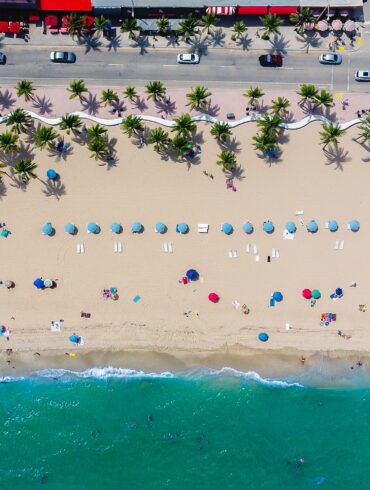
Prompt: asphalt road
<box><xmin>1</xmin><ymin>45</ymin><xmax>369</xmax><ymax>93</ymax></box>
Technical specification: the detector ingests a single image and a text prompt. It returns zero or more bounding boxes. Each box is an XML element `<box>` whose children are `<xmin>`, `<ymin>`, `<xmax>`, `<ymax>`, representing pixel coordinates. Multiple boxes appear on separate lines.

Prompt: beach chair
<box><xmin>255</xmin><ymin>255</ymin><xmax>260</xmax><ymax>262</ymax></box>
<box><xmin>339</xmin><ymin>240</ymin><xmax>344</xmax><ymax>250</ymax></box>
<box><xmin>232</xmin><ymin>250</ymin><xmax>238</xmax><ymax>258</ymax></box>
<box><xmin>117</xmin><ymin>242</ymin><xmax>122</xmax><ymax>253</ymax></box>
<box><xmin>335</xmin><ymin>240</ymin><xmax>339</xmax><ymax>250</ymax></box>
<box><xmin>76</xmin><ymin>243</ymin><xmax>81</xmax><ymax>254</ymax></box>
<box><xmin>325</xmin><ymin>222</ymin><xmax>329</xmax><ymax>229</ymax></box>
<box><xmin>163</xmin><ymin>243</ymin><xmax>168</xmax><ymax>253</ymax></box>
<box><xmin>198</xmin><ymin>224</ymin><xmax>209</xmax><ymax>233</ymax></box>
<box><xmin>228</xmin><ymin>250</ymin><xmax>233</xmax><ymax>258</ymax></box>
<box><xmin>80</xmin><ymin>243</ymin><xmax>85</xmax><ymax>254</ymax></box>
<box><xmin>246</xmin><ymin>244</ymin><xmax>250</xmax><ymax>253</ymax></box>
<box><xmin>113</xmin><ymin>242</ymin><xmax>118</xmax><ymax>253</ymax></box>
<box><xmin>271</xmin><ymin>249</ymin><xmax>276</xmax><ymax>258</ymax></box>
<box><xmin>276</xmin><ymin>250</ymin><xmax>280</xmax><ymax>258</ymax></box>
<box><xmin>168</xmin><ymin>243</ymin><xmax>173</xmax><ymax>253</ymax></box>
<box><xmin>295</xmin><ymin>210</ymin><xmax>304</xmax><ymax>216</ymax></box>
<box><xmin>347</xmin><ymin>223</ymin><xmax>351</xmax><ymax>230</ymax></box>
<box><xmin>253</xmin><ymin>245</ymin><xmax>257</xmax><ymax>255</ymax></box>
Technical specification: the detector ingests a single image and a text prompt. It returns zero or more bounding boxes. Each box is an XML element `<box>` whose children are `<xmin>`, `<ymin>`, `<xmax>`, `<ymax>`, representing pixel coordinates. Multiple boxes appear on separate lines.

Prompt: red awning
<box><xmin>38</xmin><ymin>0</ymin><xmax>92</xmax><ymax>11</ymax></box>
<box><xmin>269</xmin><ymin>6</ymin><xmax>297</xmax><ymax>14</ymax></box>
<box><xmin>238</xmin><ymin>6</ymin><xmax>268</xmax><ymax>14</ymax></box>
<box><xmin>206</xmin><ymin>6</ymin><xmax>236</xmax><ymax>15</ymax></box>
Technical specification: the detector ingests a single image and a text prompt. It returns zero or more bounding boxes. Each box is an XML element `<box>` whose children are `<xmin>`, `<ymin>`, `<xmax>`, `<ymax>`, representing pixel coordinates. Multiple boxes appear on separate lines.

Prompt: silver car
<box><xmin>319</xmin><ymin>53</ymin><xmax>342</xmax><ymax>65</ymax></box>
<box><xmin>50</xmin><ymin>51</ymin><xmax>76</xmax><ymax>63</ymax></box>
<box><xmin>355</xmin><ymin>70</ymin><xmax>370</xmax><ymax>81</ymax></box>
<box><xmin>177</xmin><ymin>53</ymin><xmax>199</xmax><ymax>64</ymax></box>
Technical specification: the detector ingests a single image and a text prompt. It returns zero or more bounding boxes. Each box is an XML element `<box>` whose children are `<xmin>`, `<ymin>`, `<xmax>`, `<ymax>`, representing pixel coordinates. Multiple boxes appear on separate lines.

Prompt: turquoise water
<box><xmin>1</xmin><ymin>367</ymin><xmax>370</xmax><ymax>489</ymax></box>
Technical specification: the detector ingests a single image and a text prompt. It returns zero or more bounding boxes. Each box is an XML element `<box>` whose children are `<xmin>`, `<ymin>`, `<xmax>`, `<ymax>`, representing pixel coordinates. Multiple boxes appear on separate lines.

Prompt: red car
<box><xmin>259</xmin><ymin>54</ymin><xmax>283</xmax><ymax>67</ymax></box>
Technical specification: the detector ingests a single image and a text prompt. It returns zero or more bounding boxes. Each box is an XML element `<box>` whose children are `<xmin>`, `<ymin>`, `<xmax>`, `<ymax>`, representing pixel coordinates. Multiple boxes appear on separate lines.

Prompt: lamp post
<box><xmin>131</xmin><ymin>0</ymin><xmax>135</xmax><ymax>18</ymax></box>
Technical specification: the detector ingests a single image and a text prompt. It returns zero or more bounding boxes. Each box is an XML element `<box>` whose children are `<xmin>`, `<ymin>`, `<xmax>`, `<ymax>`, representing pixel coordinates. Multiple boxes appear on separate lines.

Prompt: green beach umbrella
<box><xmin>312</xmin><ymin>289</ymin><xmax>321</xmax><ymax>299</ymax></box>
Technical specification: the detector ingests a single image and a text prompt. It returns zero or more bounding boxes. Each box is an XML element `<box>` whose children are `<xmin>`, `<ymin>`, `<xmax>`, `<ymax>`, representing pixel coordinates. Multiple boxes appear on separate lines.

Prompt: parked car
<box><xmin>177</xmin><ymin>53</ymin><xmax>199</xmax><ymax>64</ymax></box>
<box><xmin>50</xmin><ymin>51</ymin><xmax>76</xmax><ymax>63</ymax></box>
<box><xmin>355</xmin><ymin>70</ymin><xmax>370</xmax><ymax>81</ymax></box>
<box><xmin>0</xmin><ymin>52</ymin><xmax>6</xmax><ymax>65</ymax></box>
<box><xmin>319</xmin><ymin>53</ymin><xmax>342</xmax><ymax>65</ymax></box>
<box><xmin>259</xmin><ymin>54</ymin><xmax>283</xmax><ymax>67</ymax></box>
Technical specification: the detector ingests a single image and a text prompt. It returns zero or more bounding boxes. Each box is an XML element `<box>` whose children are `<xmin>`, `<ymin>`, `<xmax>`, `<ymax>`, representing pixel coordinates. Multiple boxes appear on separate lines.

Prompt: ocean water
<box><xmin>1</xmin><ymin>367</ymin><xmax>370</xmax><ymax>489</ymax></box>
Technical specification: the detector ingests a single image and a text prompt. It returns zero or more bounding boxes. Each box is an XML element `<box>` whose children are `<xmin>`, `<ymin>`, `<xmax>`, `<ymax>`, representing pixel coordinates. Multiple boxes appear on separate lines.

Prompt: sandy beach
<box><xmin>0</xmin><ymin>114</ymin><xmax>370</xmax><ymax>369</ymax></box>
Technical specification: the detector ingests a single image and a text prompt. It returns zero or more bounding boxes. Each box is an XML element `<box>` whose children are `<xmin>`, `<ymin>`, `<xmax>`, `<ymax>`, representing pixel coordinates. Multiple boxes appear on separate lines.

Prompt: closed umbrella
<box><xmin>243</xmin><ymin>222</ymin><xmax>254</xmax><ymax>234</ymax></box>
<box><xmin>286</xmin><ymin>221</ymin><xmax>296</xmax><ymax>233</ymax></box>
<box><xmin>221</xmin><ymin>223</ymin><xmax>233</xmax><ymax>235</ymax></box>
<box><xmin>87</xmin><ymin>222</ymin><xmax>99</xmax><ymax>234</ymax></box>
<box><xmin>332</xmin><ymin>19</ymin><xmax>343</xmax><ymax>30</ymax></box>
<box><xmin>343</xmin><ymin>20</ymin><xmax>356</xmax><ymax>31</ymax></box>
<box><xmin>43</xmin><ymin>279</ymin><xmax>53</xmax><ymax>288</ymax></box>
<box><xmin>46</xmin><ymin>169</ymin><xmax>58</xmax><ymax>180</ymax></box>
<box><xmin>176</xmin><ymin>223</ymin><xmax>189</xmax><ymax>234</ymax></box>
<box><xmin>64</xmin><ymin>223</ymin><xmax>75</xmax><ymax>235</ymax></box>
<box><xmin>186</xmin><ymin>269</ymin><xmax>199</xmax><ymax>281</ymax></box>
<box><xmin>328</xmin><ymin>220</ymin><xmax>338</xmax><ymax>232</ymax></box>
<box><xmin>208</xmin><ymin>292</ymin><xmax>219</xmax><ymax>303</ymax></box>
<box><xmin>263</xmin><ymin>221</ymin><xmax>274</xmax><ymax>234</ymax></box>
<box><xmin>348</xmin><ymin>220</ymin><xmax>360</xmax><ymax>232</ymax></box>
<box><xmin>42</xmin><ymin>222</ymin><xmax>53</xmax><ymax>236</ymax></box>
<box><xmin>302</xmin><ymin>288</ymin><xmax>312</xmax><ymax>299</ymax></box>
<box><xmin>33</xmin><ymin>278</ymin><xmax>44</xmax><ymax>289</ymax></box>
<box><xmin>155</xmin><ymin>222</ymin><xmax>167</xmax><ymax>233</ymax></box>
<box><xmin>307</xmin><ymin>220</ymin><xmax>318</xmax><ymax>233</ymax></box>
<box><xmin>312</xmin><ymin>289</ymin><xmax>321</xmax><ymax>299</ymax></box>
<box><xmin>273</xmin><ymin>291</ymin><xmax>283</xmax><ymax>302</ymax></box>
<box><xmin>317</xmin><ymin>20</ymin><xmax>328</xmax><ymax>31</ymax></box>
<box><xmin>258</xmin><ymin>332</ymin><xmax>269</xmax><ymax>342</ymax></box>
<box><xmin>110</xmin><ymin>222</ymin><xmax>122</xmax><ymax>234</ymax></box>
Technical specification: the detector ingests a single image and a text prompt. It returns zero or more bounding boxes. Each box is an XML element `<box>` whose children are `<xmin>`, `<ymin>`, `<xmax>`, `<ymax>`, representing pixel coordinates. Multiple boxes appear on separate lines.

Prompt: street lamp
<box><xmin>131</xmin><ymin>0</ymin><xmax>135</xmax><ymax>18</ymax></box>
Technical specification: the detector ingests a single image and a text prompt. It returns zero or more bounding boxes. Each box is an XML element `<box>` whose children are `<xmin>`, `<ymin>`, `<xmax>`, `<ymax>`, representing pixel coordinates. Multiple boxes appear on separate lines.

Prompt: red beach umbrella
<box><xmin>208</xmin><ymin>292</ymin><xmax>219</xmax><ymax>303</ymax></box>
<box><xmin>302</xmin><ymin>289</ymin><xmax>312</xmax><ymax>299</ymax></box>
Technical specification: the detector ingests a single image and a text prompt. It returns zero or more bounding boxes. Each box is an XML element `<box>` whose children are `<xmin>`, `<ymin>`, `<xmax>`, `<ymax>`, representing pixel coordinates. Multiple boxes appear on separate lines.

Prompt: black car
<box><xmin>259</xmin><ymin>54</ymin><xmax>283</xmax><ymax>67</ymax></box>
<box><xmin>0</xmin><ymin>52</ymin><xmax>7</xmax><ymax>65</ymax></box>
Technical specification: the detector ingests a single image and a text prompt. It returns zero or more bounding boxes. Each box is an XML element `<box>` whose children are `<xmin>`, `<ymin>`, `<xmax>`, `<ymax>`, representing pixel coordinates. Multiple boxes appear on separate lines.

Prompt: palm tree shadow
<box><xmin>226</xmin><ymin>165</ymin><xmax>245</xmax><ymax>181</ymax></box>
<box><xmin>77</xmin><ymin>33</ymin><xmax>102</xmax><ymax>53</ymax></box>
<box><xmin>0</xmin><ymin>89</ymin><xmax>16</xmax><ymax>110</ymax></box>
<box><xmin>278</xmin><ymin>131</ymin><xmax>290</xmax><ymax>145</ymax></box>
<box><xmin>8</xmin><ymin>172</ymin><xmax>28</xmax><ymax>192</ymax></box>
<box><xmin>205</xmin><ymin>103</ymin><xmax>220</xmax><ymax>117</ymax></box>
<box><xmin>155</xmin><ymin>99</ymin><xmax>176</xmax><ymax>116</ymax></box>
<box><xmin>132</xmin><ymin>97</ymin><xmax>148</xmax><ymax>112</ymax></box>
<box><xmin>0</xmin><ymin>179</ymin><xmax>7</xmax><ymax>199</ymax></box>
<box><xmin>132</xmin><ymin>35</ymin><xmax>150</xmax><ymax>55</ymax></box>
<box><xmin>282</xmin><ymin>111</ymin><xmax>296</xmax><ymax>123</ymax></box>
<box><xmin>81</xmin><ymin>93</ymin><xmax>101</xmax><ymax>115</ymax></box>
<box><xmin>189</xmin><ymin>36</ymin><xmax>209</xmax><ymax>55</ymax></box>
<box><xmin>106</xmin><ymin>34</ymin><xmax>122</xmax><ymax>52</ymax></box>
<box><xmin>32</xmin><ymin>95</ymin><xmax>53</xmax><ymax>115</ymax></box>
<box><xmin>167</xmin><ymin>34</ymin><xmax>180</xmax><ymax>47</ymax></box>
<box><xmin>296</xmin><ymin>33</ymin><xmax>322</xmax><ymax>53</ymax></box>
<box><xmin>223</xmin><ymin>137</ymin><xmax>241</xmax><ymax>153</ymax></box>
<box><xmin>268</xmin><ymin>35</ymin><xmax>290</xmax><ymax>55</ymax></box>
<box><xmin>111</xmin><ymin>99</ymin><xmax>126</xmax><ymax>116</ymax></box>
<box><xmin>324</xmin><ymin>146</ymin><xmax>351</xmax><ymax>171</ymax></box>
<box><xmin>209</xmin><ymin>28</ymin><xmax>226</xmax><ymax>48</ymax></box>
<box><xmin>321</xmin><ymin>106</ymin><xmax>337</xmax><ymax>121</ymax></box>
<box><xmin>2</xmin><ymin>142</ymin><xmax>35</xmax><ymax>166</ymax></box>
<box><xmin>191</xmin><ymin>131</ymin><xmax>205</xmax><ymax>146</ymax></box>
<box><xmin>236</xmin><ymin>35</ymin><xmax>252</xmax><ymax>51</ymax></box>
<box><xmin>41</xmin><ymin>178</ymin><xmax>67</xmax><ymax>200</ymax></box>
<box><xmin>48</xmin><ymin>143</ymin><xmax>73</xmax><ymax>162</ymax></box>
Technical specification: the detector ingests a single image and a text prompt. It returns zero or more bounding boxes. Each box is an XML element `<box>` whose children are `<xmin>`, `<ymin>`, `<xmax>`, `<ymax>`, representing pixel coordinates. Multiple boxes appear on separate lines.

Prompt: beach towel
<box><xmin>133</xmin><ymin>295</ymin><xmax>141</xmax><ymax>303</ymax></box>
<box><xmin>50</xmin><ymin>321</ymin><xmax>61</xmax><ymax>332</ymax></box>
<box><xmin>1</xmin><ymin>229</ymin><xmax>9</xmax><ymax>238</ymax></box>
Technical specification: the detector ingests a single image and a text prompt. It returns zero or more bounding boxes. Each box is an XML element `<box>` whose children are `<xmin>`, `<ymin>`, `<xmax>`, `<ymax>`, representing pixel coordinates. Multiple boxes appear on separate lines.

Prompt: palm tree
<box><xmin>59</xmin><ymin>114</ymin><xmax>82</xmax><ymax>136</ymax></box>
<box><xmin>87</xmin><ymin>124</ymin><xmax>107</xmax><ymax>140</ymax></box>
<box><xmin>145</xmin><ymin>81</ymin><xmax>166</xmax><ymax>102</ymax></box>
<box><xmin>170</xmin><ymin>134</ymin><xmax>191</xmax><ymax>159</ymax></box>
<box><xmin>94</xmin><ymin>15</ymin><xmax>109</xmax><ymax>35</ymax></box>
<box><xmin>252</xmin><ymin>131</ymin><xmax>278</xmax><ymax>155</ymax></box>
<box><xmin>67</xmin><ymin>80</ymin><xmax>88</xmax><ymax>101</ymax></box>
<box><xmin>34</xmin><ymin>126</ymin><xmax>58</xmax><ymax>150</ymax></box>
<box><xmin>156</xmin><ymin>16</ymin><xmax>170</xmax><ymax>36</ymax></box>
<box><xmin>355</xmin><ymin>116</ymin><xmax>370</xmax><ymax>143</ymax></box>
<box><xmin>16</xmin><ymin>80</ymin><xmax>34</xmax><ymax>102</ymax></box>
<box><xmin>121</xmin><ymin>115</ymin><xmax>144</xmax><ymax>138</ymax></box>
<box><xmin>270</xmin><ymin>96</ymin><xmax>290</xmax><ymax>117</ymax></box>
<box><xmin>66</xmin><ymin>12</ymin><xmax>84</xmax><ymax>38</ymax></box>
<box><xmin>87</xmin><ymin>138</ymin><xmax>108</xmax><ymax>160</ymax></box>
<box><xmin>186</xmin><ymin>85</ymin><xmax>212</xmax><ymax>111</ymax></box>
<box><xmin>320</xmin><ymin>122</ymin><xmax>346</xmax><ymax>151</ymax></box>
<box><xmin>290</xmin><ymin>8</ymin><xmax>315</xmax><ymax>35</ymax></box>
<box><xmin>100</xmin><ymin>89</ymin><xmax>119</xmax><ymax>107</ymax></box>
<box><xmin>177</xmin><ymin>15</ymin><xmax>199</xmax><ymax>42</ymax></box>
<box><xmin>172</xmin><ymin>113</ymin><xmax>196</xmax><ymax>137</ymax></box>
<box><xmin>256</xmin><ymin>114</ymin><xmax>282</xmax><ymax>135</ymax></box>
<box><xmin>231</xmin><ymin>20</ymin><xmax>247</xmax><ymax>41</ymax></box>
<box><xmin>148</xmin><ymin>127</ymin><xmax>170</xmax><ymax>152</ymax></box>
<box><xmin>123</xmin><ymin>85</ymin><xmax>138</xmax><ymax>102</ymax></box>
<box><xmin>210</xmin><ymin>121</ymin><xmax>231</xmax><ymax>144</ymax></box>
<box><xmin>0</xmin><ymin>131</ymin><xmax>18</xmax><ymax>152</ymax></box>
<box><xmin>201</xmin><ymin>13</ymin><xmax>218</xmax><ymax>35</ymax></box>
<box><xmin>216</xmin><ymin>150</ymin><xmax>237</xmax><ymax>171</ymax></box>
<box><xmin>120</xmin><ymin>18</ymin><xmax>139</xmax><ymax>40</ymax></box>
<box><xmin>314</xmin><ymin>89</ymin><xmax>334</xmax><ymax>111</ymax></box>
<box><xmin>297</xmin><ymin>83</ymin><xmax>318</xmax><ymax>106</ymax></box>
<box><xmin>244</xmin><ymin>86</ymin><xmax>265</xmax><ymax>106</ymax></box>
<box><xmin>259</xmin><ymin>13</ymin><xmax>282</xmax><ymax>40</ymax></box>
<box><xmin>13</xmin><ymin>158</ymin><xmax>37</xmax><ymax>182</ymax></box>
<box><xmin>6</xmin><ymin>108</ymin><xmax>31</xmax><ymax>134</ymax></box>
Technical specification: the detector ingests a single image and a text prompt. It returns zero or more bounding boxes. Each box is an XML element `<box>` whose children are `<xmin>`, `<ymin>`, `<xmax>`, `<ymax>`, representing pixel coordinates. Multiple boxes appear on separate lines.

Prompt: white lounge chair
<box><xmin>253</xmin><ymin>245</ymin><xmax>257</xmax><ymax>255</ymax></box>
<box><xmin>255</xmin><ymin>255</ymin><xmax>260</xmax><ymax>262</ymax></box>
<box><xmin>339</xmin><ymin>240</ymin><xmax>344</xmax><ymax>250</ymax></box>
<box><xmin>335</xmin><ymin>240</ymin><xmax>339</xmax><ymax>250</ymax></box>
<box><xmin>233</xmin><ymin>250</ymin><xmax>238</xmax><ymax>258</ymax></box>
<box><xmin>347</xmin><ymin>223</ymin><xmax>351</xmax><ymax>230</ymax></box>
<box><xmin>168</xmin><ymin>242</ymin><xmax>173</xmax><ymax>253</ymax></box>
<box><xmin>76</xmin><ymin>243</ymin><xmax>81</xmax><ymax>254</ymax></box>
<box><xmin>228</xmin><ymin>250</ymin><xmax>233</xmax><ymax>258</ymax></box>
<box><xmin>325</xmin><ymin>222</ymin><xmax>329</xmax><ymax>229</ymax></box>
<box><xmin>80</xmin><ymin>243</ymin><xmax>85</xmax><ymax>254</ymax></box>
<box><xmin>246</xmin><ymin>244</ymin><xmax>250</xmax><ymax>253</ymax></box>
<box><xmin>117</xmin><ymin>242</ymin><xmax>122</xmax><ymax>253</ymax></box>
<box><xmin>113</xmin><ymin>242</ymin><xmax>118</xmax><ymax>253</ymax></box>
<box><xmin>198</xmin><ymin>224</ymin><xmax>209</xmax><ymax>233</ymax></box>
<box><xmin>295</xmin><ymin>210</ymin><xmax>304</xmax><ymax>215</ymax></box>
<box><xmin>163</xmin><ymin>243</ymin><xmax>168</xmax><ymax>253</ymax></box>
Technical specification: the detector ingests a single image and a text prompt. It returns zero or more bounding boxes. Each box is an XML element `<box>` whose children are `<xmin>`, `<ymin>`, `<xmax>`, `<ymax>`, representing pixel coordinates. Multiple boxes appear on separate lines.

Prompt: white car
<box><xmin>355</xmin><ymin>70</ymin><xmax>370</xmax><ymax>81</ymax></box>
<box><xmin>177</xmin><ymin>53</ymin><xmax>199</xmax><ymax>64</ymax></box>
<box><xmin>319</xmin><ymin>53</ymin><xmax>342</xmax><ymax>65</ymax></box>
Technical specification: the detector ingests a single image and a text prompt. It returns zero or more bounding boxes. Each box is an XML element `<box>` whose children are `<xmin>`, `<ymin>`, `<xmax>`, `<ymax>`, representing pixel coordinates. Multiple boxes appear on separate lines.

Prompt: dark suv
<box><xmin>259</xmin><ymin>54</ymin><xmax>283</xmax><ymax>67</ymax></box>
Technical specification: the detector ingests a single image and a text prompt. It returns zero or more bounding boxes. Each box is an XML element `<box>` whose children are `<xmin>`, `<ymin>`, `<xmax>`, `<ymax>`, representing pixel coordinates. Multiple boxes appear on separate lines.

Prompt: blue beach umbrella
<box><xmin>87</xmin><ymin>222</ymin><xmax>99</xmax><ymax>234</ymax></box>
<box><xmin>307</xmin><ymin>220</ymin><xmax>318</xmax><ymax>233</ymax></box>
<box><xmin>286</xmin><ymin>221</ymin><xmax>296</xmax><ymax>234</ymax></box>
<box><xmin>131</xmin><ymin>222</ymin><xmax>143</xmax><ymax>233</ymax></box>
<box><xmin>33</xmin><ymin>278</ymin><xmax>44</xmax><ymax>289</ymax></box>
<box><xmin>335</xmin><ymin>287</ymin><xmax>343</xmax><ymax>297</ymax></box>
<box><xmin>64</xmin><ymin>223</ymin><xmax>75</xmax><ymax>235</ymax></box>
<box><xmin>69</xmin><ymin>335</ymin><xmax>79</xmax><ymax>343</ymax></box>
<box><xmin>349</xmin><ymin>220</ymin><xmax>360</xmax><ymax>232</ymax></box>
<box><xmin>46</xmin><ymin>169</ymin><xmax>58</xmax><ymax>180</ymax></box>
<box><xmin>258</xmin><ymin>332</ymin><xmax>269</xmax><ymax>342</ymax></box>
<box><xmin>263</xmin><ymin>221</ymin><xmax>274</xmax><ymax>234</ymax></box>
<box><xmin>221</xmin><ymin>223</ymin><xmax>233</xmax><ymax>235</ymax></box>
<box><xmin>328</xmin><ymin>220</ymin><xmax>338</xmax><ymax>232</ymax></box>
<box><xmin>155</xmin><ymin>222</ymin><xmax>167</xmax><ymax>234</ymax></box>
<box><xmin>186</xmin><ymin>269</ymin><xmax>199</xmax><ymax>281</ymax></box>
<box><xmin>273</xmin><ymin>291</ymin><xmax>283</xmax><ymax>302</ymax></box>
<box><xmin>110</xmin><ymin>222</ymin><xmax>122</xmax><ymax>234</ymax></box>
<box><xmin>243</xmin><ymin>221</ymin><xmax>254</xmax><ymax>234</ymax></box>
<box><xmin>42</xmin><ymin>222</ymin><xmax>53</xmax><ymax>236</ymax></box>
<box><xmin>176</xmin><ymin>223</ymin><xmax>189</xmax><ymax>234</ymax></box>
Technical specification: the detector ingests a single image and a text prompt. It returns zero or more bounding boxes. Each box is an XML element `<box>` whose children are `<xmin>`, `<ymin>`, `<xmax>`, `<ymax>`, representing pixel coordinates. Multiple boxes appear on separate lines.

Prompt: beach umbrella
<box><xmin>186</xmin><ymin>269</ymin><xmax>199</xmax><ymax>281</ymax></box>
<box><xmin>87</xmin><ymin>222</ymin><xmax>99</xmax><ymax>234</ymax></box>
<box><xmin>343</xmin><ymin>20</ymin><xmax>356</xmax><ymax>31</ymax></box>
<box><xmin>243</xmin><ymin>221</ymin><xmax>254</xmax><ymax>234</ymax></box>
<box><xmin>286</xmin><ymin>221</ymin><xmax>296</xmax><ymax>234</ymax></box>
<box><xmin>176</xmin><ymin>223</ymin><xmax>189</xmax><ymax>234</ymax></box>
<box><xmin>4</xmin><ymin>280</ymin><xmax>14</xmax><ymax>289</ymax></box>
<box><xmin>208</xmin><ymin>292</ymin><xmax>219</xmax><ymax>303</ymax></box>
<box><xmin>302</xmin><ymin>288</ymin><xmax>312</xmax><ymax>299</ymax></box>
<box><xmin>33</xmin><ymin>278</ymin><xmax>44</xmax><ymax>289</ymax></box>
<box><xmin>155</xmin><ymin>222</ymin><xmax>167</xmax><ymax>234</ymax></box>
<box><xmin>43</xmin><ymin>278</ymin><xmax>53</xmax><ymax>288</ymax></box>
<box><xmin>69</xmin><ymin>334</ymin><xmax>79</xmax><ymax>343</ymax></box>
<box><xmin>335</xmin><ymin>287</ymin><xmax>343</xmax><ymax>297</ymax></box>
<box><xmin>131</xmin><ymin>222</ymin><xmax>143</xmax><ymax>233</ymax></box>
<box><xmin>46</xmin><ymin>168</ymin><xmax>58</xmax><ymax>180</ymax></box>
<box><xmin>221</xmin><ymin>223</ymin><xmax>233</xmax><ymax>235</ymax></box>
<box><xmin>263</xmin><ymin>221</ymin><xmax>274</xmax><ymax>234</ymax></box>
<box><xmin>312</xmin><ymin>289</ymin><xmax>321</xmax><ymax>299</ymax></box>
<box><xmin>332</xmin><ymin>19</ymin><xmax>343</xmax><ymax>30</ymax></box>
<box><xmin>64</xmin><ymin>223</ymin><xmax>75</xmax><ymax>235</ymax></box>
<box><xmin>328</xmin><ymin>220</ymin><xmax>338</xmax><ymax>232</ymax></box>
<box><xmin>307</xmin><ymin>220</ymin><xmax>318</xmax><ymax>233</ymax></box>
<box><xmin>258</xmin><ymin>332</ymin><xmax>269</xmax><ymax>342</ymax></box>
<box><xmin>317</xmin><ymin>20</ymin><xmax>328</xmax><ymax>31</ymax></box>
<box><xmin>110</xmin><ymin>222</ymin><xmax>122</xmax><ymax>234</ymax></box>
<box><xmin>348</xmin><ymin>220</ymin><xmax>360</xmax><ymax>232</ymax></box>
<box><xmin>273</xmin><ymin>291</ymin><xmax>283</xmax><ymax>302</ymax></box>
<box><xmin>41</xmin><ymin>222</ymin><xmax>53</xmax><ymax>236</ymax></box>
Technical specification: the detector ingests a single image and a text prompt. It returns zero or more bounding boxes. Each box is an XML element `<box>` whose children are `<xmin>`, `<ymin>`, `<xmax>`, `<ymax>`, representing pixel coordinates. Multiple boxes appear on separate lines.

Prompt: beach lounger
<box><xmin>276</xmin><ymin>250</ymin><xmax>280</xmax><ymax>258</ymax></box>
<box><xmin>76</xmin><ymin>243</ymin><xmax>81</xmax><ymax>254</ymax></box>
<box><xmin>198</xmin><ymin>224</ymin><xmax>209</xmax><ymax>233</ymax></box>
<box><xmin>325</xmin><ymin>222</ymin><xmax>329</xmax><ymax>229</ymax></box>
<box><xmin>255</xmin><ymin>255</ymin><xmax>260</xmax><ymax>262</ymax></box>
<box><xmin>117</xmin><ymin>242</ymin><xmax>122</xmax><ymax>253</ymax></box>
<box><xmin>168</xmin><ymin>242</ymin><xmax>173</xmax><ymax>253</ymax></box>
<box><xmin>253</xmin><ymin>245</ymin><xmax>257</xmax><ymax>255</ymax></box>
<box><xmin>347</xmin><ymin>223</ymin><xmax>351</xmax><ymax>230</ymax></box>
<box><xmin>80</xmin><ymin>243</ymin><xmax>85</xmax><ymax>254</ymax></box>
<box><xmin>246</xmin><ymin>244</ymin><xmax>250</xmax><ymax>253</ymax></box>
<box><xmin>271</xmin><ymin>249</ymin><xmax>276</xmax><ymax>258</ymax></box>
<box><xmin>163</xmin><ymin>243</ymin><xmax>168</xmax><ymax>253</ymax></box>
<box><xmin>113</xmin><ymin>242</ymin><xmax>118</xmax><ymax>253</ymax></box>
<box><xmin>339</xmin><ymin>240</ymin><xmax>344</xmax><ymax>250</ymax></box>
<box><xmin>295</xmin><ymin>211</ymin><xmax>304</xmax><ymax>216</ymax></box>
<box><xmin>335</xmin><ymin>240</ymin><xmax>339</xmax><ymax>250</ymax></box>
<box><xmin>228</xmin><ymin>250</ymin><xmax>233</xmax><ymax>258</ymax></box>
<box><xmin>232</xmin><ymin>250</ymin><xmax>238</xmax><ymax>258</ymax></box>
